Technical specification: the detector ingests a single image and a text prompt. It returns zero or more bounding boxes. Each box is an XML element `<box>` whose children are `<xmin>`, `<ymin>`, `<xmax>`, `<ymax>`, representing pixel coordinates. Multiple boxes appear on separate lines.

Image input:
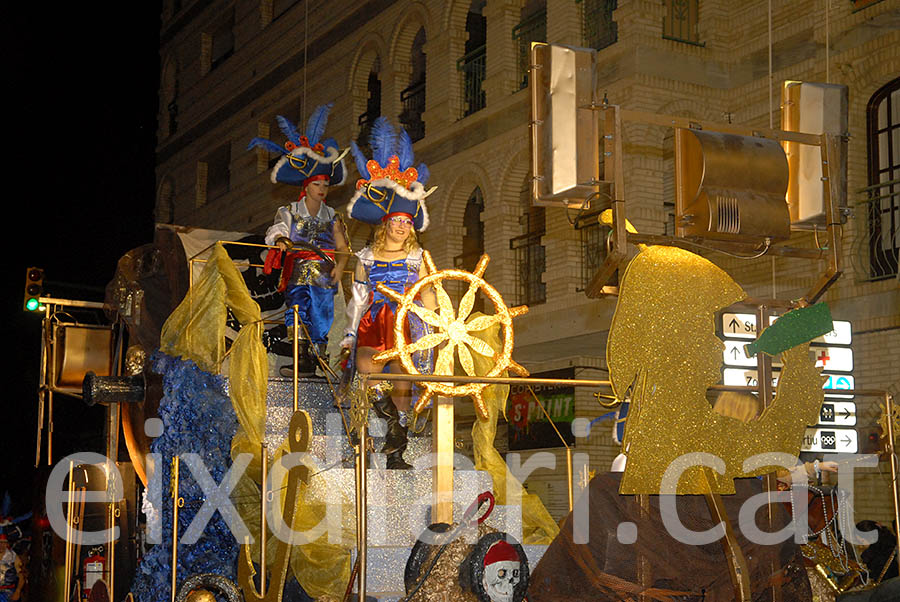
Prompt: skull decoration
<box><xmin>481</xmin><ymin>540</ymin><xmax>521</xmax><ymax>602</ymax></box>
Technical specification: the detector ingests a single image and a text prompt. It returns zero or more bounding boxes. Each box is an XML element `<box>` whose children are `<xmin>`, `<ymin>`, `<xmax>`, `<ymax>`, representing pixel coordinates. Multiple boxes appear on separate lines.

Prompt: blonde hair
<box><xmin>372</xmin><ymin>223</ymin><xmax>420</xmax><ymax>254</ymax></box>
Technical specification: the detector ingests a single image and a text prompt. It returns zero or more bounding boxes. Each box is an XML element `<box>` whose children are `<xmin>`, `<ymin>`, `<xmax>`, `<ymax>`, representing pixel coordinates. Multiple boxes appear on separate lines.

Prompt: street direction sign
<box><xmin>817</xmin><ymin>401</ymin><xmax>857</xmax><ymax>426</ymax></box>
<box><xmin>723</xmin><ymin>341</ymin><xmax>783</xmax><ymax>368</ymax></box>
<box><xmin>722</xmin><ymin>369</ymin><xmax>855</xmax><ymax>399</ymax></box>
<box><xmin>723</xmin><ymin>340</ymin><xmax>757</xmax><ymax>367</ymax></box>
<box><xmin>721</xmin><ymin>313</ymin><xmax>851</xmax><ymax>345</ymax></box>
<box><xmin>811</xmin><ymin>346</ymin><xmax>853</xmax><ymax>372</ymax></box>
<box><xmin>822</xmin><ymin>373</ymin><xmax>854</xmax><ymax>399</ymax></box>
<box><xmin>801</xmin><ymin>427</ymin><xmax>858</xmax><ymax>453</ymax></box>
<box><xmin>721</xmin><ymin>313</ymin><xmax>758</xmax><ymax>339</ymax></box>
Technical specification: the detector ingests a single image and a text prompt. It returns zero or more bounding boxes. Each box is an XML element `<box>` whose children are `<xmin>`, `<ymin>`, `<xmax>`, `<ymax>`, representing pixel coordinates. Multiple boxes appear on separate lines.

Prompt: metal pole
<box><xmin>293</xmin><ymin>305</ymin><xmax>300</xmax><ymax>413</ymax></box>
<box><xmin>64</xmin><ymin>460</ymin><xmax>74</xmax><ymax>600</ymax></box>
<box><xmin>260</xmin><ymin>442</ymin><xmax>268</xmax><ymax>596</ymax></box>
<box><xmin>356</xmin><ymin>412</ymin><xmax>368</xmax><ymax>602</ymax></box>
<box><xmin>886</xmin><ymin>393</ymin><xmax>900</xmax><ymax>565</ymax></box>
<box><xmin>171</xmin><ymin>456</ymin><xmax>181</xmax><ymax>602</ymax></box>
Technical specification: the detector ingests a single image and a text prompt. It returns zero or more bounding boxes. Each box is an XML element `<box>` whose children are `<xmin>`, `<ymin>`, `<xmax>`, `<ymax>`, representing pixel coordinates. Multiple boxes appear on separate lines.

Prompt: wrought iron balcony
<box><xmin>457</xmin><ymin>45</ymin><xmax>486</xmax><ymax>118</ymax></box>
<box><xmin>513</xmin><ymin>9</ymin><xmax>547</xmax><ymax>91</ymax></box>
<box><xmin>399</xmin><ymin>80</ymin><xmax>426</xmax><ymax>142</ymax></box>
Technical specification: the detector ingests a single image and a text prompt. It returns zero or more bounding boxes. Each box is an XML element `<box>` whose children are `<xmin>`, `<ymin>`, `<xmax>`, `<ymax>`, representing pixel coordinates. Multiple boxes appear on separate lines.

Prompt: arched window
<box><xmin>161</xmin><ymin>58</ymin><xmax>179</xmax><ymax>137</ymax></box>
<box><xmin>399</xmin><ymin>27</ymin><xmax>426</xmax><ymax>142</ymax></box>
<box><xmin>513</xmin><ymin>0</ymin><xmax>546</xmax><ymax>90</ymax></box>
<box><xmin>865</xmin><ymin>77</ymin><xmax>900</xmax><ymax>279</ymax></box>
<box><xmin>510</xmin><ymin>175</ymin><xmax>546</xmax><ymax>305</ymax></box>
<box><xmin>156</xmin><ymin>177</ymin><xmax>175</xmax><ymax>224</ymax></box>
<box><xmin>458</xmin><ymin>0</ymin><xmax>486</xmax><ymax>118</ymax></box>
<box><xmin>357</xmin><ymin>59</ymin><xmax>382</xmax><ymax>154</ymax></box>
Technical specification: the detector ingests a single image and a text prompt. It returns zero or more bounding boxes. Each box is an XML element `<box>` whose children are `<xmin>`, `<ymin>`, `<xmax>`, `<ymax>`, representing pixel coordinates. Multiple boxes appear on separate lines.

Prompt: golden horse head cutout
<box><xmin>608</xmin><ymin>246</ymin><xmax>824</xmax><ymax>495</ymax></box>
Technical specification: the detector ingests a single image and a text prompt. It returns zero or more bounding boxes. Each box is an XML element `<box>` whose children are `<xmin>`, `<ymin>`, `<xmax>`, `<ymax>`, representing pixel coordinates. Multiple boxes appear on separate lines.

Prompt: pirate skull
<box><xmin>481</xmin><ymin>540</ymin><xmax>521</xmax><ymax>602</ymax></box>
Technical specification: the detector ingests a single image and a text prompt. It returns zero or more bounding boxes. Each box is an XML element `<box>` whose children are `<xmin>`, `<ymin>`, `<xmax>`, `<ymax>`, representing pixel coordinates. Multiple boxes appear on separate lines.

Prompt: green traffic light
<box><xmin>25</xmin><ymin>297</ymin><xmax>39</xmax><ymax>311</ymax></box>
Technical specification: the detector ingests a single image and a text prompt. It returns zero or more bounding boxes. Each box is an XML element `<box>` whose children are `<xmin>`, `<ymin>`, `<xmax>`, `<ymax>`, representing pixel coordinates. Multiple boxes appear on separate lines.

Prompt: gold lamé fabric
<box><xmin>607</xmin><ymin>246</ymin><xmax>824</xmax><ymax>495</ymax></box>
<box><xmin>467</xmin><ymin>315</ymin><xmax>560</xmax><ymax>545</ymax></box>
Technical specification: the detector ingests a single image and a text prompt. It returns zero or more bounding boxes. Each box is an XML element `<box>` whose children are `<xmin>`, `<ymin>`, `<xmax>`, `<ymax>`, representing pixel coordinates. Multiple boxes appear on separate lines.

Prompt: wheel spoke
<box><xmin>465</xmin><ymin>313</ymin><xmax>500</xmax><ymax>333</ymax></box>
<box><xmin>457</xmin><ymin>280</ymin><xmax>478</xmax><ymax>322</ymax></box>
<box><xmin>433</xmin><ymin>281</ymin><xmax>455</xmax><ymax>319</ymax></box>
<box><xmin>409</xmin><ymin>304</ymin><xmax>446</xmax><ymax>329</ymax></box>
<box><xmin>457</xmin><ymin>343</ymin><xmax>476</xmax><ymax>376</ymax></box>
<box><xmin>462</xmin><ymin>333</ymin><xmax>495</xmax><ymax>357</ymax></box>
<box><xmin>434</xmin><ymin>342</ymin><xmax>456</xmax><ymax>377</ymax></box>
<box><xmin>406</xmin><ymin>332</ymin><xmax>448</xmax><ymax>353</ymax></box>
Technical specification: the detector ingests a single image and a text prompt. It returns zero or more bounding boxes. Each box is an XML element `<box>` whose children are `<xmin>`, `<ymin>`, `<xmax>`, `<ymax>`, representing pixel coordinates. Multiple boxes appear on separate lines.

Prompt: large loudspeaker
<box><xmin>53</xmin><ymin>324</ymin><xmax>114</xmax><ymax>394</ymax></box>
<box><xmin>675</xmin><ymin>128</ymin><xmax>791</xmax><ymax>244</ymax></box>
<box><xmin>530</xmin><ymin>43</ymin><xmax>599</xmax><ymax>207</ymax></box>
<box><xmin>782</xmin><ymin>81</ymin><xmax>849</xmax><ymax>228</ymax></box>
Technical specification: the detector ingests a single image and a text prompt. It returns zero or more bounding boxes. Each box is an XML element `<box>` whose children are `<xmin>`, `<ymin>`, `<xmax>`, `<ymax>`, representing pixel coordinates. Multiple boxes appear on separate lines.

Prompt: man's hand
<box><xmin>330</xmin><ymin>266</ymin><xmax>342</xmax><ymax>285</ymax></box>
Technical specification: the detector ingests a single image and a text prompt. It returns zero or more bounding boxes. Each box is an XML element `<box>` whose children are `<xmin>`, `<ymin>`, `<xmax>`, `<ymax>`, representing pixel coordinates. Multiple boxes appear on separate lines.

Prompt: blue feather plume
<box><xmin>397</xmin><ymin>128</ymin><xmax>414</xmax><ymax>170</ymax></box>
<box><xmin>276</xmin><ymin>115</ymin><xmax>301</xmax><ymax>145</ymax></box>
<box><xmin>350</xmin><ymin>140</ymin><xmax>370</xmax><ymax>179</ymax></box>
<box><xmin>247</xmin><ymin>137</ymin><xmax>286</xmax><ymax>154</ymax></box>
<box><xmin>320</xmin><ymin>136</ymin><xmax>339</xmax><ymax>152</ymax></box>
<box><xmin>416</xmin><ymin>162</ymin><xmax>430</xmax><ymax>185</ymax></box>
<box><xmin>305</xmin><ymin>103</ymin><xmax>332</xmax><ymax>146</ymax></box>
<box><xmin>370</xmin><ymin>117</ymin><xmax>396</xmax><ymax>167</ymax></box>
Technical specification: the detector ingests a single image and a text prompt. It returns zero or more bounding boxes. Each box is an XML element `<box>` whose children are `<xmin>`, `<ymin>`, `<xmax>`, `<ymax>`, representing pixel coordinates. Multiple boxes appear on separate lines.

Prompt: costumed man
<box><xmin>249</xmin><ymin>103</ymin><xmax>350</xmax><ymax>375</ymax></box>
<box><xmin>0</xmin><ymin>534</ymin><xmax>22</xmax><ymax>602</ymax></box>
<box><xmin>341</xmin><ymin>117</ymin><xmax>436</xmax><ymax>468</ymax></box>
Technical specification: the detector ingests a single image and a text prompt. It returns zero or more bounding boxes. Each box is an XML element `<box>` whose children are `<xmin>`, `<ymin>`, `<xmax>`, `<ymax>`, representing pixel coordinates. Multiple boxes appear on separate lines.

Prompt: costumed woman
<box><xmin>248</xmin><ymin>103</ymin><xmax>350</xmax><ymax>375</ymax></box>
<box><xmin>341</xmin><ymin>117</ymin><xmax>437</xmax><ymax>469</ymax></box>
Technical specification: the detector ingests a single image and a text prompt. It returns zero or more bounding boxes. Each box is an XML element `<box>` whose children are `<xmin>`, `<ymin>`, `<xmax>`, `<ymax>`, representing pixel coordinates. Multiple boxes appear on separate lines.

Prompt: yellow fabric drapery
<box><xmin>160</xmin><ymin>242</ymin><xmax>267</xmax><ymax>451</ymax></box>
<box><xmin>160</xmin><ymin>242</ymin><xmax>351</xmax><ymax>598</ymax></box>
<box><xmin>467</xmin><ymin>315</ymin><xmax>560</xmax><ymax>545</ymax></box>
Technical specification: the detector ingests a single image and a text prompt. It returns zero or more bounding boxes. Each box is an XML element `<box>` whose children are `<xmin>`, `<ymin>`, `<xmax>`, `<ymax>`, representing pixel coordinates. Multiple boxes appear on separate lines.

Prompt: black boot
<box><xmin>280</xmin><ymin>339</ymin><xmax>317</xmax><ymax>377</ymax></box>
<box><xmin>372</xmin><ymin>395</ymin><xmax>412</xmax><ymax>470</ymax></box>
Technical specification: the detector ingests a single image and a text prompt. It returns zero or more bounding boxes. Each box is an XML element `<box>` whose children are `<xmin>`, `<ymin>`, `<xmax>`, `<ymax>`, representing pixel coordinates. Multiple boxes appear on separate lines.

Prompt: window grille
<box><xmin>575</xmin><ymin>210</ymin><xmax>611</xmax><ymax>291</ymax></box>
<box><xmin>513</xmin><ymin>8</ymin><xmax>547</xmax><ymax>91</ymax></box>
<box><xmin>662</xmin><ymin>0</ymin><xmax>703</xmax><ymax>46</ymax></box>
<box><xmin>863</xmin><ymin>78</ymin><xmax>900</xmax><ymax>280</ymax></box>
<box><xmin>580</xmin><ymin>0</ymin><xmax>617</xmax><ymax>51</ymax></box>
<box><xmin>400</xmin><ymin>80</ymin><xmax>426</xmax><ymax>142</ymax></box>
<box><xmin>457</xmin><ymin>46</ymin><xmax>486</xmax><ymax>118</ymax></box>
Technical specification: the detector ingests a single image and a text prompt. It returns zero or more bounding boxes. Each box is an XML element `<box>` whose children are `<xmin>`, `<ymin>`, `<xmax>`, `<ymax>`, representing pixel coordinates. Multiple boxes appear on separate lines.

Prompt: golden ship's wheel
<box><xmin>373</xmin><ymin>251</ymin><xmax>529</xmax><ymax>418</ymax></box>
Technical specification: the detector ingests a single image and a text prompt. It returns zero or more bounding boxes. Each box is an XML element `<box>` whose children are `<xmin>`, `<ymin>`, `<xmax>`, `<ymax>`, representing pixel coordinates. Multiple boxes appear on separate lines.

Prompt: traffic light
<box><xmin>24</xmin><ymin>267</ymin><xmax>44</xmax><ymax>311</ymax></box>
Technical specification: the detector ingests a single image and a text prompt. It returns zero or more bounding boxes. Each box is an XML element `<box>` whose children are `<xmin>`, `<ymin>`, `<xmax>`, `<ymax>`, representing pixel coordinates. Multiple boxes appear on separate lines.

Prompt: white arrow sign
<box><xmin>721</xmin><ymin>313</ymin><xmax>851</xmax><ymax>345</ymax></box>
<box><xmin>721</xmin><ymin>313</ymin><xmax>758</xmax><ymax>339</ymax></box>
<box><xmin>723</xmin><ymin>341</ymin><xmax>783</xmax><ymax>368</ymax></box>
<box><xmin>801</xmin><ymin>427</ymin><xmax>858</xmax><ymax>453</ymax></box>
<box><xmin>816</xmin><ymin>401</ymin><xmax>857</xmax><ymax>426</ymax></box>
<box><xmin>722</xmin><ymin>369</ymin><xmax>854</xmax><ymax>399</ymax></box>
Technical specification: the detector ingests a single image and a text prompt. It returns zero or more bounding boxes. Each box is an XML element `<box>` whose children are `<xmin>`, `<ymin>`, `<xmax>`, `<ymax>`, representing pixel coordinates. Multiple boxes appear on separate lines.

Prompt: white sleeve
<box><xmin>264</xmin><ymin>206</ymin><xmax>293</xmax><ymax>246</ymax></box>
<box><xmin>344</xmin><ymin>278</ymin><xmax>371</xmax><ymax>338</ymax></box>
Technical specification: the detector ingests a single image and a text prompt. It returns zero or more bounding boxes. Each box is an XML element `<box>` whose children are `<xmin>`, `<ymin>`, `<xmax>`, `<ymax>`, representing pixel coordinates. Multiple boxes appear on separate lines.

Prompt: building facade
<box><xmin>156</xmin><ymin>0</ymin><xmax>899</xmax><ymax>521</ymax></box>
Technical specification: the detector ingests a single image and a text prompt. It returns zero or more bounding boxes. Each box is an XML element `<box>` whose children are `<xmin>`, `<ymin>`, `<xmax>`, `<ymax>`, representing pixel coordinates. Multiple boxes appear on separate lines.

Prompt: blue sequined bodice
<box><xmin>368</xmin><ymin>258</ymin><xmax>419</xmax><ymax>318</ymax></box>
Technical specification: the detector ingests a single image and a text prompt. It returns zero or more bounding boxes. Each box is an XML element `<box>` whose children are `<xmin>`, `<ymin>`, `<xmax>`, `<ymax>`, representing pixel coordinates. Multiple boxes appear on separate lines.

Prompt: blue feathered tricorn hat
<box><xmin>347</xmin><ymin>117</ymin><xmax>436</xmax><ymax>231</ymax></box>
<box><xmin>247</xmin><ymin>103</ymin><xmax>348</xmax><ymax>187</ymax></box>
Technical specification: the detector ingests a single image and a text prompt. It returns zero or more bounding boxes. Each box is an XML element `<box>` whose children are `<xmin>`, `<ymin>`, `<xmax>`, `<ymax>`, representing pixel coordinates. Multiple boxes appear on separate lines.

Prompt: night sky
<box><xmin>4</xmin><ymin>4</ymin><xmax>161</xmax><ymax>514</ymax></box>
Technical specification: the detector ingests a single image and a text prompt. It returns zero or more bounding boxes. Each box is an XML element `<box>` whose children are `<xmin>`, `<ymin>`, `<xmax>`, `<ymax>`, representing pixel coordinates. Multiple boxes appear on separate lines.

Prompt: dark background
<box><xmin>3</xmin><ymin>4</ymin><xmax>161</xmax><ymax>516</ymax></box>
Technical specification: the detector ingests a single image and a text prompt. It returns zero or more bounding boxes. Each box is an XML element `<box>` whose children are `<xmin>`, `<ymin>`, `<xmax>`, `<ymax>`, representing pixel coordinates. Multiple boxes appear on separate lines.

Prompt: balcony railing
<box><xmin>858</xmin><ymin>178</ymin><xmax>900</xmax><ymax>280</ymax></box>
<box><xmin>581</xmin><ymin>0</ymin><xmax>617</xmax><ymax>51</ymax></box>
<box><xmin>399</xmin><ymin>80</ymin><xmax>426</xmax><ymax>142</ymax></box>
<box><xmin>510</xmin><ymin>231</ymin><xmax>546</xmax><ymax>306</ymax></box>
<box><xmin>457</xmin><ymin>45</ymin><xmax>486</xmax><ymax>118</ymax></box>
<box><xmin>513</xmin><ymin>9</ymin><xmax>547</xmax><ymax>91</ymax></box>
